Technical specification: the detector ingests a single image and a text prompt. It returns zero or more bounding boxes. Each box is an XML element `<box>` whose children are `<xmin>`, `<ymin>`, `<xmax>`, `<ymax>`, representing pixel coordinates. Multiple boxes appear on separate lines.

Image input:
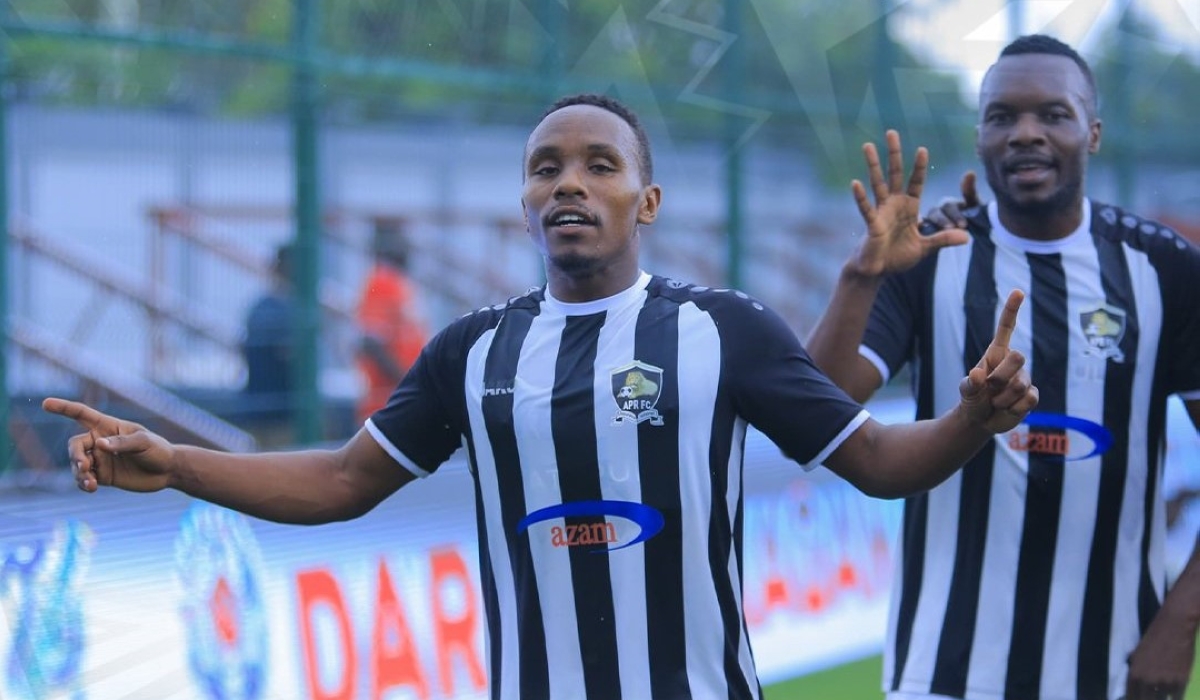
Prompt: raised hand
<box><xmin>850</xmin><ymin>130</ymin><xmax>970</xmax><ymax>278</ymax></box>
<box><xmin>921</xmin><ymin>170</ymin><xmax>983</xmax><ymax>232</ymax></box>
<box><xmin>42</xmin><ymin>397</ymin><xmax>177</xmax><ymax>493</ymax></box>
<box><xmin>958</xmin><ymin>289</ymin><xmax>1039</xmax><ymax>433</ymax></box>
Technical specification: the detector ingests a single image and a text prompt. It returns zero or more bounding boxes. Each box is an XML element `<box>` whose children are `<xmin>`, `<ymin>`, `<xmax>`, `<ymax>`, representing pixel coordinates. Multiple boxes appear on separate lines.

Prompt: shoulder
<box><xmin>432</xmin><ymin>285</ymin><xmax>545</xmax><ymax>349</ymax></box>
<box><xmin>644</xmin><ymin>275</ymin><xmax>797</xmax><ymax>350</ymax></box>
<box><xmin>1091</xmin><ymin>202</ymin><xmax>1200</xmax><ymax>260</ymax></box>
<box><xmin>644</xmin><ymin>275</ymin><xmax>771</xmax><ymax>316</ymax></box>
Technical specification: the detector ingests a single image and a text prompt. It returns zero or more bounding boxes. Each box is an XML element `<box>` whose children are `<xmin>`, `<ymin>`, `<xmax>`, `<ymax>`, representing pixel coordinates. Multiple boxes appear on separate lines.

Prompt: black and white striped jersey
<box><xmin>367</xmin><ymin>271</ymin><xmax>868</xmax><ymax>700</ymax></box>
<box><xmin>864</xmin><ymin>200</ymin><xmax>1200</xmax><ymax>700</ymax></box>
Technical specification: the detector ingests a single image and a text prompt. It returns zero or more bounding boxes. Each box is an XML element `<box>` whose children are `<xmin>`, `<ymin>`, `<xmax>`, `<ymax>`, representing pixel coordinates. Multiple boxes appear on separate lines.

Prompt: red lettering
<box><xmin>431</xmin><ymin>548</ymin><xmax>487</xmax><ymax>695</ymax></box>
<box><xmin>297</xmin><ymin>568</ymin><xmax>356</xmax><ymax>700</ymax></box>
<box><xmin>371</xmin><ymin>560</ymin><xmax>430</xmax><ymax>700</ymax></box>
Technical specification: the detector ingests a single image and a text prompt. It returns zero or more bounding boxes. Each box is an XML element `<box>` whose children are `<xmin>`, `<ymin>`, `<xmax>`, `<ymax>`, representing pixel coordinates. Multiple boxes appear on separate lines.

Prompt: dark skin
<box><xmin>918</xmin><ymin>53</ymin><xmax>1200</xmax><ymax>700</ymax></box>
<box><xmin>977</xmin><ymin>52</ymin><xmax>1101</xmax><ymax>240</ymax></box>
<box><xmin>44</xmin><ymin>107</ymin><xmax>1036</xmax><ymax>593</ymax></box>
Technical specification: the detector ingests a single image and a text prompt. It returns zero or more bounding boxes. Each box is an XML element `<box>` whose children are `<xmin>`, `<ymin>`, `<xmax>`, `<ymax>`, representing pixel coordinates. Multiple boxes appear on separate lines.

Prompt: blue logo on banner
<box><xmin>0</xmin><ymin>520</ymin><xmax>93</xmax><ymax>700</ymax></box>
<box><xmin>175</xmin><ymin>503</ymin><xmax>268</xmax><ymax>700</ymax></box>
<box><xmin>1022</xmin><ymin>412</ymin><xmax>1114</xmax><ymax>460</ymax></box>
<box><xmin>518</xmin><ymin>500</ymin><xmax>665</xmax><ymax>552</ymax></box>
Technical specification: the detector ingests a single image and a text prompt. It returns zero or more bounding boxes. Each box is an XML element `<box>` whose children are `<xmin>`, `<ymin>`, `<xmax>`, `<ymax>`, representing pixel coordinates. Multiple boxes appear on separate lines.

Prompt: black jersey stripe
<box><xmin>1005</xmin><ymin>252</ymin><xmax>1069</xmax><ymax>700</ymax></box>
<box><xmin>464</xmin><ymin>428</ymin><xmax>504</xmax><ymax>700</ymax></box>
<box><xmin>931</xmin><ymin>235</ymin><xmax>1000</xmax><ymax>696</ymax></box>
<box><xmin>551</xmin><ymin>312</ymin><xmax>622</xmax><ymax>700</ymax></box>
<box><xmin>890</xmin><ymin>247</ymin><xmax>949</xmax><ymax>691</ymax></box>
<box><xmin>633</xmin><ymin>297</ymin><xmax>693</xmax><ymax>699</ymax></box>
<box><xmin>704</xmin><ymin>345</ymin><xmax>755</xmax><ymax>700</ymax></box>
<box><xmin>482</xmin><ymin>310</ymin><xmax>550</xmax><ymax>699</ymax></box>
<box><xmin>1077</xmin><ymin>226</ymin><xmax>1138</xmax><ymax>699</ymax></box>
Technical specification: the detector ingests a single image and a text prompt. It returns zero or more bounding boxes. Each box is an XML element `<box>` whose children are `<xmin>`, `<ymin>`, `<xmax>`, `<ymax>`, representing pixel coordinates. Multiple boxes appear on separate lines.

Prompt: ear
<box><xmin>637</xmin><ymin>184</ymin><xmax>663</xmax><ymax>226</ymax></box>
<box><xmin>1087</xmin><ymin>118</ymin><xmax>1102</xmax><ymax>154</ymax></box>
<box><xmin>521</xmin><ymin>198</ymin><xmax>530</xmax><ymax>231</ymax></box>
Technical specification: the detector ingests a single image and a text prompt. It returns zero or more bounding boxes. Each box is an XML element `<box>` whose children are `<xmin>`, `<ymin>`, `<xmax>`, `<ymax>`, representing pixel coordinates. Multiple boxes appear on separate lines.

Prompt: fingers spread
<box><xmin>885</xmin><ymin>130</ymin><xmax>905</xmax><ymax>195</ymax></box>
<box><xmin>851</xmin><ymin>180</ymin><xmax>877</xmax><ymax>228</ymax></box>
<box><xmin>862</xmin><ymin>141</ymin><xmax>888</xmax><ymax>205</ymax></box>
<box><xmin>906</xmin><ymin>146</ymin><xmax>928</xmax><ymax>199</ymax></box>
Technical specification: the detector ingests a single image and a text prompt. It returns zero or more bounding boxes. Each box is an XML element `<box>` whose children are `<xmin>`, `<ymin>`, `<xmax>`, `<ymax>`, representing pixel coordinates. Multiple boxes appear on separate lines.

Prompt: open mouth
<box><xmin>545</xmin><ymin>210</ymin><xmax>597</xmax><ymax>228</ymax></box>
<box><xmin>1006</xmin><ymin>159</ymin><xmax>1055</xmax><ymax>185</ymax></box>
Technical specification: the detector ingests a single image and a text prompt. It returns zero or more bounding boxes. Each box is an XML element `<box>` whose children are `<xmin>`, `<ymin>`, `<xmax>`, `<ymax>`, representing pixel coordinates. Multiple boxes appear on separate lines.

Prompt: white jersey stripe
<box><xmin>592</xmin><ymin>289</ymin><xmax>654</xmax><ymax>699</ymax></box>
<box><xmin>677</xmin><ymin>302</ymin><xmax>733</xmax><ymax>696</ymax></box>
<box><xmin>514</xmin><ymin>309</ymin><xmax>588</xmax><ymax>698</ymax></box>
<box><xmin>463</xmin><ymin>326</ymin><xmax>524</xmax><ymax>700</ymax></box>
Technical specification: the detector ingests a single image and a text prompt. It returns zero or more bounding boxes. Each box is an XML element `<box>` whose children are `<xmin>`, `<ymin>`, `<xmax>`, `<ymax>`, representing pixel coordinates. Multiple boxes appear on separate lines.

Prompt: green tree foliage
<box><xmin>5</xmin><ymin>0</ymin><xmax>978</xmax><ymax>175</ymax></box>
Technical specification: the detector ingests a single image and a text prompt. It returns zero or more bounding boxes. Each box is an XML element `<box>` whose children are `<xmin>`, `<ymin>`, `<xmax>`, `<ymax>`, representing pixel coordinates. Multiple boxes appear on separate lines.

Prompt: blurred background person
<box><xmin>354</xmin><ymin>218</ymin><xmax>429</xmax><ymax>425</ymax></box>
<box><xmin>241</xmin><ymin>242</ymin><xmax>296</xmax><ymax>447</ymax></box>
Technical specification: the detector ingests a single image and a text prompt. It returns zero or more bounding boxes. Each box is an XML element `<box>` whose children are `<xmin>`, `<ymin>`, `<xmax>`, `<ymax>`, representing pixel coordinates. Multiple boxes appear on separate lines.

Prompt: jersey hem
<box><xmin>365</xmin><ymin>418</ymin><xmax>431</xmax><ymax>478</ymax></box>
<box><xmin>806</xmin><ymin>408</ymin><xmax>870</xmax><ymax>470</ymax></box>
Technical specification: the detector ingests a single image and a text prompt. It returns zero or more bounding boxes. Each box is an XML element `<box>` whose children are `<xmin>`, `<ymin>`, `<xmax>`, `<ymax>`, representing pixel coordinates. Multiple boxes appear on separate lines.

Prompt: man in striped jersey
<box><xmin>808</xmin><ymin>35</ymin><xmax>1200</xmax><ymax>700</ymax></box>
<box><xmin>44</xmin><ymin>93</ymin><xmax>1038</xmax><ymax>700</ymax></box>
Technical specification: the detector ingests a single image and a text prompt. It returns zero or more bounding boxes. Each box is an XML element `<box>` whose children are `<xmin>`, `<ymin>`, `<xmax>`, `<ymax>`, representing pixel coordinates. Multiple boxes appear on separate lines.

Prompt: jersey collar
<box><xmin>543</xmin><ymin>270</ymin><xmax>652</xmax><ymax>316</ymax></box>
<box><xmin>987</xmin><ymin>199</ymin><xmax>1092</xmax><ymax>254</ymax></box>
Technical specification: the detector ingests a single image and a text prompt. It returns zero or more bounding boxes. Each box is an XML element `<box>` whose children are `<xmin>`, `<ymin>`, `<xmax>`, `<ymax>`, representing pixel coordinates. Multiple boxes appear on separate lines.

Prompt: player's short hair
<box><xmin>540</xmin><ymin>93</ymin><xmax>654</xmax><ymax>184</ymax></box>
<box><xmin>998</xmin><ymin>34</ymin><xmax>1099</xmax><ymax>117</ymax></box>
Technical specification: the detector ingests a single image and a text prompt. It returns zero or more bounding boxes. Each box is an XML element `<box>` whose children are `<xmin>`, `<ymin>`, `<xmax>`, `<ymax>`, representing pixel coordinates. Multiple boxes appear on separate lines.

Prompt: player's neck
<box><xmin>998</xmin><ymin>199</ymin><xmax>1086</xmax><ymax>242</ymax></box>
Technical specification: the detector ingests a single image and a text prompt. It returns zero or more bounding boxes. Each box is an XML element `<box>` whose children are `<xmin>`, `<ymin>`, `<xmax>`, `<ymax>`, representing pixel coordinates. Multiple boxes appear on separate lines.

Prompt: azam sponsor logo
<box><xmin>1007</xmin><ymin>412</ymin><xmax>1114</xmax><ymax>461</ymax></box>
<box><xmin>517</xmin><ymin>501</ymin><xmax>665</xmax><ymax>552</ymax></box>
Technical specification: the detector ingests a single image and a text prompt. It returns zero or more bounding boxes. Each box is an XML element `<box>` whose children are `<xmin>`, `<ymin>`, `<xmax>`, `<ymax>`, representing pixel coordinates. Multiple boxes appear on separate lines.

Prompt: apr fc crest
<box><xmin>1079</xmin><ymin>304</ymin><xmax>1126</xmax><ymax>362</ymax></box>
<box><xmin>611</xmin><ymin>361</ymin><xmax>665</xmax><ymax>426</ymax></box>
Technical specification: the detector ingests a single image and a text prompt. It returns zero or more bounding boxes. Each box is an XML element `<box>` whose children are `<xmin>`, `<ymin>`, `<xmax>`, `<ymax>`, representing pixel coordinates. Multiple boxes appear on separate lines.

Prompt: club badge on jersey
<box><xmin>1079</xmin><ymin>304</ymin><xmax>1127</xmax><ymax>362</ymax></box>
<box><xmin>610</xmin><ymin>361</ymin><xmax>665</xmax><ymax>426</ymax></box>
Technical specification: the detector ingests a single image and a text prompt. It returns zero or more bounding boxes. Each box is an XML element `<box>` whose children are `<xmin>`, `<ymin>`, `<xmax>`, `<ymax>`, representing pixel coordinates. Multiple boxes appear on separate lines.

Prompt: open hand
<box><xmin>850</xmin><ymin>130</ymin><xmax>970</xmax><ymax>278</ymax></box>
<box><xmin>958</xmin><ymin>289</ymin><xmax>1039</xmax><ymax>433</ymax></box>
<box><xmin>42</xmin><ymin>397</ymin><xmax>177</xmax><ymax>493</ymax></box>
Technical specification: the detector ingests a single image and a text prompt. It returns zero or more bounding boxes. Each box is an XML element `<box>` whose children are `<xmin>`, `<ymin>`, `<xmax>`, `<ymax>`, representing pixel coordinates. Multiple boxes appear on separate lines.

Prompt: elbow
<box><xmin>853</xmin><ymin>477</ymin><xmax>918</xmax><ymax>501</ymax></box>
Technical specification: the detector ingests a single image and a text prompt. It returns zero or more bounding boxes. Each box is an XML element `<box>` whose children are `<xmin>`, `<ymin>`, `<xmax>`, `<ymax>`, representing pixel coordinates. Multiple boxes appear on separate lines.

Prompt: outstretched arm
<box><xmin>42</xmin><ymin>397</ymin><xmax>415</xmax><ymax>524</ymax></box>
<box><xmin>824</xmin><ymin>289</ymin><xmax>1037</xmax><ymax>498</ymax></box>
<box><xmin>1124</xmin><ymin>398</ymin><xmax>1200</xmax><ymax>700</ymax></box>
<box><xmin>807</xmin><ymin>130</ymin><xmax>971</xmax><ymax>402</ymax></box>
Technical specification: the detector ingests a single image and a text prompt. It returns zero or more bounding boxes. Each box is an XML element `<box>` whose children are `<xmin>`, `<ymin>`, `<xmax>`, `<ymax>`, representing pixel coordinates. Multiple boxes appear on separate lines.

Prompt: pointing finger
<box><xmin>992</xmin><ymin>289</ymin><xmax>1024</xmax><ymax>350</ymax></box>
<box><xmin>961</xmin><ymin>171</ymin><xmax>980</xmax><ymax>209</ymax></box>
<box><xmin>42</xmin><ymin>397</ymin><xmax>111</xmax><ymax>430</ymax></box>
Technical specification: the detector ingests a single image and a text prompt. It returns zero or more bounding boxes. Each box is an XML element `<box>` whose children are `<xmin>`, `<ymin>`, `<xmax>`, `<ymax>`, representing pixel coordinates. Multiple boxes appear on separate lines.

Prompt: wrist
<box><xmin>953</xmin><ymin>401</ymin><xmax>995</xmax><ymax>439</ymax></box>
<box><xmin>840</xmin><ymin>261</ymin><xmax>887</xmax><ymax>287</ymax></box>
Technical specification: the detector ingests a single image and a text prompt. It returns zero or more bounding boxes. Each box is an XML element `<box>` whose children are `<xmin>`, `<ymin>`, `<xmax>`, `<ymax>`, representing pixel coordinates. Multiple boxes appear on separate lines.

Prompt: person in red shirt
<box><xmin>355</xmin><ymin>220</ymin><xmax>429</xmax><ymax>424</ymax></box>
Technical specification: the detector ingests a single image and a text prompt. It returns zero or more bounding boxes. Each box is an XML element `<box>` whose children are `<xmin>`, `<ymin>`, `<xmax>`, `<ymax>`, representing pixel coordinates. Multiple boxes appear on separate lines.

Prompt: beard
<box><xmin>549</xmin><ymin>250</ymin><xmax>604</xmax><ymax>276</ymax></box>
<box><xmin>989</xmin><ymin>171</ymin><xmax>1083</xmax><ymax>220</ymax></box>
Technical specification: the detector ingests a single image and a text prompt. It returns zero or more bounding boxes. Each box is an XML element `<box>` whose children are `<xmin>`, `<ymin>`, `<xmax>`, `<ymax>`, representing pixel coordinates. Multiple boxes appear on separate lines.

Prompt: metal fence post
<box><xmin>0</xmin><ymin>0</ymin><xmax>10</xmax><ymax>474</ymax></box>
<box><xmin>292</xmin><ymin>0</ymin><xmax>323</xmax><ymax>444</ymax></box>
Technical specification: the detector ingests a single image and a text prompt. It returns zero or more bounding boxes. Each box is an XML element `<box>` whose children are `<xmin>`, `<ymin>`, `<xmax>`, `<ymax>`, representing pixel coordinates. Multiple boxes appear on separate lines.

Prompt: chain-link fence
<box><xmin>4</xmin><ymin>0</ymin><xmax>1198</xmax><ymax>476</ymax></box>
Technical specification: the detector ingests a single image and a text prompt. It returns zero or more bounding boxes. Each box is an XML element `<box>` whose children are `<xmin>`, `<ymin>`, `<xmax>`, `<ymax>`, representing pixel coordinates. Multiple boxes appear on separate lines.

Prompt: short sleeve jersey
<box><xmin>367</xmin><ymin>272</ymin><xmax>868</xmax><ymax>700</ymax></box>
<box><xmin>863</xmin><ymin>200</ymin><xmax>1200</xmax><ymax>700</ymax></box>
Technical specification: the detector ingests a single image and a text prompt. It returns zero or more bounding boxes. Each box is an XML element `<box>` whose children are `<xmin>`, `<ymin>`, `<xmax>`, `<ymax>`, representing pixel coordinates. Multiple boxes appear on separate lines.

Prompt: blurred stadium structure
<box><xmin>3</xmin><ymin>0</ymin><xmax>1200</xmax><ymax>477</ymax></box>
